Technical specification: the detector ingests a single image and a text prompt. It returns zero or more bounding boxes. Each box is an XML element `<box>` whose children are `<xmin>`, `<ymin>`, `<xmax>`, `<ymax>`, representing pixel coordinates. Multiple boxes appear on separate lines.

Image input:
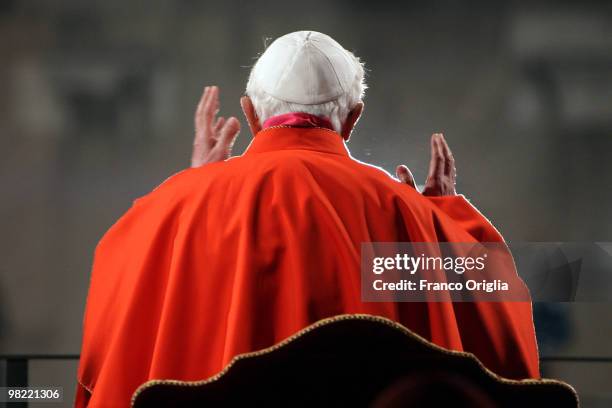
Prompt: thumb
<box><xmin>396</xmin><ymin>165</ymin><xmax>417</xmax><ymax>189</ymax></box>
<box><xmin>215</xmin><ymin>117</ymin><xmax>241</xmax><ymax>158</ymax></box>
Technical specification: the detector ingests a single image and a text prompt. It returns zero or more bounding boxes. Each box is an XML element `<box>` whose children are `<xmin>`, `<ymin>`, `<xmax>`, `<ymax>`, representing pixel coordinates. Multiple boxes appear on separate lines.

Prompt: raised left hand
<box><xmin>191</xmin><ymin>86</ymin><xmax>241</xmax><ymax>168</ymax></box>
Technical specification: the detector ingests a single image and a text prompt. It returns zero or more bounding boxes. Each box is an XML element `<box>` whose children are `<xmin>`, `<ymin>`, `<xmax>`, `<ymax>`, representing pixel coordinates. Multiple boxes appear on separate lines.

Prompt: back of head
<box><xmin>246</xmin><ymin>31</ymin><xmax>367</xmax><ymax>133</ymax></box>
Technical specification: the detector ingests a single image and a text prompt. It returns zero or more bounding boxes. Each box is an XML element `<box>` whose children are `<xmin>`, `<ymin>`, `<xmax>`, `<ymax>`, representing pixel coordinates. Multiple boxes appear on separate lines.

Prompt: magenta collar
<box><xmin>262</xmin><ymin>112</ymin><xmax>334</xmax><ymax>130</ymax></box>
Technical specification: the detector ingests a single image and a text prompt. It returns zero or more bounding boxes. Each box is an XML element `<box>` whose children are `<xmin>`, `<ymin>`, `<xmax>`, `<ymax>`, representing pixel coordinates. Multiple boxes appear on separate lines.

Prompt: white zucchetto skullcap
<box><xmin>250</xmin><ymin>31</ymin><xmax>361</xmax><ymax>105</ymax></box>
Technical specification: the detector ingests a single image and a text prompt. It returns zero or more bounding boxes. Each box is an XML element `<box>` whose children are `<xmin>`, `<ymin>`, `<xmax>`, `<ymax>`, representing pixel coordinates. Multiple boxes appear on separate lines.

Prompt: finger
<box><xmin>426</xmin><ymin>133</ymin><xmax>445</xmax><ymax>183</ymax></box>
<box><xmin>203</xmin><ymin>85</ymin><xmax>219</xmax><ymax>124</ymax></box>
<box><xmin>214</xmin><ymin>116</ymin><xmax>226</xmax><ymax>133</ymax></box>
<box><xmin>213</xmin><ymin>117</ymin><xmax>241</xmax><ymax>158</ymax></box>
<box><xmin>192</xmin><ymin>87</ymin><xmax>211</xmax><ymax>160</ymax></box>
<box><xmin>196</xmin><ymin>86</ymin><xmax>211</xmax><ymax>122</ymax></box>
<box><xmin>396</xmin><ymin>165</ymin><xmax>416</xmax><ymax>189</ymax></box>
<box><xmin>196</xmin><ymin>86</ymin><xmax>209</xmax><ymax>116</ymax></box>
<box><xmin>208</xmin><ymin>116</ymin><xmax>225</xmax><ymax>148</ymax></box>
<box><xmin>207</xmin><ymin>116</ymin><xmax>225</xmax><ymax>148</ymax></box>
<box><xmin>211</xmin><ymin>86</ymin><xmax>220</xmax><ymax>115</ymax></box>
<box><xmin>194</xmin><ymin>86</ymin><xmax>210</xmax><ymax>131</ymax></box>
<box><xmin>439</xmin><ymin>134</ymin><xmax>455</xmax><ymax>178</ymax></box>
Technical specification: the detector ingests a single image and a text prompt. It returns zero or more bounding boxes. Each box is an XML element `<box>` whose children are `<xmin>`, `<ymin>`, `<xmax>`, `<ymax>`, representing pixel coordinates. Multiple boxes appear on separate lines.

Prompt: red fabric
<box><xmin>76</xmin><ymin>127</ymin><xmax>539</xmax><ymax>407</ymax></box>
<box><xmin>262</xmin><ymin>112</ymin><xmax>334</xmax><ymax>130</ymax></box>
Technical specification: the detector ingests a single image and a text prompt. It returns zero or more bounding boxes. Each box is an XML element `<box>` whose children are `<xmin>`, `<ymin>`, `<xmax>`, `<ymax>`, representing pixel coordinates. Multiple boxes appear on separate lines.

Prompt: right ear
<box><xmin>240</xmin><ymin>96</ymin><xmax>262</xmax><ymax>137</ymax></box>
<box><xmin>341</xmin><ymin>102</ymin><xmax>364</xmax><ymax>141</ymax></box>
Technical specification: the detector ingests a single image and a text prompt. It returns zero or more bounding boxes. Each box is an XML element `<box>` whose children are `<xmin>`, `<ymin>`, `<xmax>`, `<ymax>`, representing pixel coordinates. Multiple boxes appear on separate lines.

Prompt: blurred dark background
<box><xmin>0</xmin><ymin>0</ymin><xmax>611</xmax><ymax>406</ymax></box>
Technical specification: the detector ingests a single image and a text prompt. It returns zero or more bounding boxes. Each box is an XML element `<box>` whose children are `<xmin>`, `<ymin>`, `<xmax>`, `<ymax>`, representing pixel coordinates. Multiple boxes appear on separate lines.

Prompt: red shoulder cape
<box><xmin>76</xmin><ymin>127</ymin><xmax>539</xmax><ymax>407</ymax></box>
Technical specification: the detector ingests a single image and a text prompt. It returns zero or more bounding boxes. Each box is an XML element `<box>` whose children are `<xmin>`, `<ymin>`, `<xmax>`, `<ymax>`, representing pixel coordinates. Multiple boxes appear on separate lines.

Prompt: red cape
<box><xmin>76</xmin><ymin>127</ymin><xmax>539</xmax><ymax>407</ymax></box>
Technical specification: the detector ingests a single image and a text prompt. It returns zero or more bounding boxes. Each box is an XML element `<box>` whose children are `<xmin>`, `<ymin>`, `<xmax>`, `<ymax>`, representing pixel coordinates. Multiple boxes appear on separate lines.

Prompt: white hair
<box><xmin>246</xmin><ymin>52</ymin><xmax>367</xmax><ymax>133</ymax></box>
